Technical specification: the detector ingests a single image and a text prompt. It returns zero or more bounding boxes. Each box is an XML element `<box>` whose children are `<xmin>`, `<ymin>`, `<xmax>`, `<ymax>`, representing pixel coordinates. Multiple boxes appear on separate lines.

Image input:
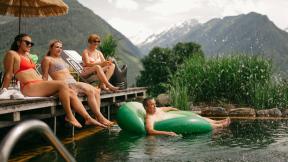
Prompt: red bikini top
<box><xmin>15</xmin><ymin>55</ymin><xmax>36</xmax><ymax>75</ymax></box>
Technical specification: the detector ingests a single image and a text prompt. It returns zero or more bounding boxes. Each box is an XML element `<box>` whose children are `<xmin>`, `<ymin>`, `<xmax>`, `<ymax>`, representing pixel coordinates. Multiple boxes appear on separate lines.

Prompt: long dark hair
<box><xmin>10</xmin><ymin>33</ymin><xmax>31</xmax><ymax>51</ymax></box>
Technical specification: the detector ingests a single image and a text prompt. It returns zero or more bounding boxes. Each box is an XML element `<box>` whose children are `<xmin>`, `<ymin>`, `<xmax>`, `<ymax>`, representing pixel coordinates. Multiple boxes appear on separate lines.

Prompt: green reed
<box><xmin>168</xmin><ymin>54</ymin><xmax>288</xmax><ymax>110</ymax></box>
<box><xmin>169</xmin><ymin>79</ymin><xmax>189</xmax><ymax>110</ymax></box>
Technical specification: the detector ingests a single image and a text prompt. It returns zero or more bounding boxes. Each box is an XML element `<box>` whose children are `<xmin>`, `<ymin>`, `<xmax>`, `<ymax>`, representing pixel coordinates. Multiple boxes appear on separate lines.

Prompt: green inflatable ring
<box><xmin>117</xmin><ymin>102</ymin><xmax>212</xmax><ymax>135</ymax></box>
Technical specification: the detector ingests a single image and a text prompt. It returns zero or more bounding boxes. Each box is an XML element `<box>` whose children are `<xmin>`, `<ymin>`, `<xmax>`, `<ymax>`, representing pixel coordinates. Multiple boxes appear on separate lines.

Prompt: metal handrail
<box><xmin>0</xmin><ymin>120</ymin><xmax>76</xmax><ymax>162</ymax></box>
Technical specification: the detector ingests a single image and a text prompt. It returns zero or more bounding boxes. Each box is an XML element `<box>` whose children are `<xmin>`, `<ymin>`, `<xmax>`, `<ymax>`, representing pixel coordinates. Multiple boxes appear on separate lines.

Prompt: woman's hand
<box><xmin>102</xmin><ymin>60</ymin><xmax>112</xmax><ymax>66</ymax></box>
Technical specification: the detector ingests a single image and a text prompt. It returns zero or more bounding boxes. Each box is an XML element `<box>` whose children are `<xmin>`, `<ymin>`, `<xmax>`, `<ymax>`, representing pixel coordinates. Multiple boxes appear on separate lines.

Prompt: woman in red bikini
<box><xmin>1</xmin><ymin>34</ymin><xmax>106</xmax><ymax>128</ymax></box>
<box><xmin>81</xmin><ymin>34</ymin><xmax>119</xmax><ymax>91</ymax></box>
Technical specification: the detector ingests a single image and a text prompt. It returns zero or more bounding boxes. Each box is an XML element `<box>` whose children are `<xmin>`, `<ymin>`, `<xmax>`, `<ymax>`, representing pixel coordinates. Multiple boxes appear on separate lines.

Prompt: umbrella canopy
<box><xmin>0</xmin><ymin>0</ymin><xmax>69</xmax><ymax>33</ymax></box>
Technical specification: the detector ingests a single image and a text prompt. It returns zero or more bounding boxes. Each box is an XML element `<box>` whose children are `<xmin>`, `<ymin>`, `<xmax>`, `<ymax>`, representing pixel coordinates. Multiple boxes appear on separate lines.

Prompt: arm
<box><xmin>82</xmin><ymin>50</ymin><xmax>94</xmax><ymax>67</ymax></box>
<box><xmin>98</xmin><ymin>50</ymin><xmax>112</xmax><ymax>67</ymax></box>
<box><xmin>145</xmin><ymin>114</ymin><xmax>177</xmax><ymax>136</ymax></box>
<box><xmin>98</xmin><ymin>50</ymin><xmax>106</xmax><ymax>62</ymax></box>
<box><xmin>41</xmin><ymin>57</ymin><xmax>50</xmax><ymax>81</ymax></box>
<box><xmin>2</xmin><ymin>51</ymin><xmax>15</xmax><ymax>89</ymax></box>
<box><xmin>160</xmin><ymin>107</ymin><xmax>179</xmax><ymax>112</ymax></box>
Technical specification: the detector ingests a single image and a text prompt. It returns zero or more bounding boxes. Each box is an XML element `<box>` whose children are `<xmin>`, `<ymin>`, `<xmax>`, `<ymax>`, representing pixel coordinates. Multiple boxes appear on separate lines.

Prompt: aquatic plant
<box><xmin>168</xmin><ymin>54</ymin><xmax>288</xmax><ymax>110</ymax></box>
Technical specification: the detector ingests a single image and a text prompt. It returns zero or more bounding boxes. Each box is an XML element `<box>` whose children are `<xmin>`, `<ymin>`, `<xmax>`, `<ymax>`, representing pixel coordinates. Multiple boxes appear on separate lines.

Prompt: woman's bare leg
<box><xmin>89</xmin><ymin>65</ymin><xmax>119</xmax><ymax>91</ymax></box>
<box><xmin>23</xmin><ymin>81</ymin><xmax>82</xmax><ymax>128</ymax></box>
<box><xmin>75</xmin><ymin>83</ymin><xmax>113</xmax><ymax>126</ymax></box>
<box><xmin>92</xmin><ymin>87</ymin><xmax>113</xmax><ymax>126</ymax></box>
<box><xmin>68</xmin><ymin>89</ymin><xmax>107</xmax><ymax>128</ymax></box>
<box><xmin>104</xmin><ymin>63</ymin><xmax>115</xmax><ymax>80</ymax></box>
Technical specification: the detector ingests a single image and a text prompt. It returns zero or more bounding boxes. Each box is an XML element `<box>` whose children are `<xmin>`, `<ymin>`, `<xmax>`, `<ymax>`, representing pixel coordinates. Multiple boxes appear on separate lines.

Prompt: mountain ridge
<box><xmin>139</xmin><ymin>12</ymin><xmax>288</xmax><ymax>73</ymax></box>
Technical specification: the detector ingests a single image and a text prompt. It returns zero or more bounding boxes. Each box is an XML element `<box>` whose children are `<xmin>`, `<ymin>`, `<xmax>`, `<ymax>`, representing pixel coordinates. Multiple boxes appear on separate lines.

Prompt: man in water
<box><xmin>143</xmin><ymin>97</ymin><xmax>231</xmax><ymax>136</ymax></box>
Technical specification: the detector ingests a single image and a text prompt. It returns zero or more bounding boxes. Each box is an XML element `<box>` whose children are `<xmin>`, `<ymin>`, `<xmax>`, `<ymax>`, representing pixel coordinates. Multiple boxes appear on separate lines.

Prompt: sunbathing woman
<box><xmin>1</xmin><ymin>34</ymin><xmax>105</xmax><ymax>128</ymax></box>
<box><xmin>41</xmin><ymin>40</ymin><xmax>113</xmax><ymax>126</ymax></box>
<box><xmin>81</xmin><ymin>34</ymin><xmax>119</xmax><ymax>91</ymax></box>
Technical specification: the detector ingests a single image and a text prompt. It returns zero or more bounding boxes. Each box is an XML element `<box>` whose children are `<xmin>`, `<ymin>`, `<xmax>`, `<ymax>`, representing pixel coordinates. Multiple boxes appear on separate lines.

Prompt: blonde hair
<box><xmin>88</xmin><ymin>34</ymin><xmax>100</xmax><ymax>43</ymax></box>
<box><xmin>46</xmin><ymin>39</ymin><xmax>62</xmax><ymax>56</ymax></box>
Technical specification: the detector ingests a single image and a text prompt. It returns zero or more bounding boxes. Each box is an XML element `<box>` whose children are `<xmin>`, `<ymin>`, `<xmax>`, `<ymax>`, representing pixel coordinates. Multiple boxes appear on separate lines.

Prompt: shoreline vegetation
<box><xmin>137</xmin><ymin>42</ymin><xmax>288</xmax><ymax>116</ymax></box>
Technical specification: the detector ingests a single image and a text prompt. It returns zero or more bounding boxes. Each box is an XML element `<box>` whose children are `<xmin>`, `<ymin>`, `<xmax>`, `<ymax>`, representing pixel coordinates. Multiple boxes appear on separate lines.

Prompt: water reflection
<box><xmin>213</xmin><ymin>119</ymin><xmax>283</xmax><ymax>149</ymax></box>
<box><xmin>28</xmin><ymin>120</ymin><xmax>288</xmax><ymax>162</ymax></box>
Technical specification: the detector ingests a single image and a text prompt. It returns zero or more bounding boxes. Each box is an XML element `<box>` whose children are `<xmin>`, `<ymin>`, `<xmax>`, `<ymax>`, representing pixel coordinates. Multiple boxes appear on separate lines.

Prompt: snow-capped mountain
<box><xmin>138</xmin><ymin>12</ymin><xmax>288</xmax><ymax>73</ymax></box>
<box><xmin>138</xmin><ymin>19</ymin><xmax>200</xmax><ymax>52</ymax></box>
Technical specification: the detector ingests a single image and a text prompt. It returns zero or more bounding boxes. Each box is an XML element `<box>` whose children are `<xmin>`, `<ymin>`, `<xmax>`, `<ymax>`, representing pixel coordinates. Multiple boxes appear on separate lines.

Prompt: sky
<box><xmin>78</xmin><ymin>0</ymin><xmax>288</xmax><ymax>44</ymax></box>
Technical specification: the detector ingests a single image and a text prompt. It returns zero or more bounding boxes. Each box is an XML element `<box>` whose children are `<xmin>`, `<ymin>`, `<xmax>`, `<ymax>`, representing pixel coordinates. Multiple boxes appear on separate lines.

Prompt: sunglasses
<box><xmin>92</xmin><ymin>40</ymin><xmax>101</xmax><ymax>44</ymax></box>
<box><xmin>22</xmin><ymin>40</ymin><xmax>34</xmax><ymax>47</ymax></box>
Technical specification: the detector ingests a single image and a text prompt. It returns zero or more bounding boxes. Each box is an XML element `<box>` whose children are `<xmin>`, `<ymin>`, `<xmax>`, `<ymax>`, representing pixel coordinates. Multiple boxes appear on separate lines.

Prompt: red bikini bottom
<box><xmin>21</xmin><ymin>80</ymin><xmax>43</xmax><ymax>91</ymax></box>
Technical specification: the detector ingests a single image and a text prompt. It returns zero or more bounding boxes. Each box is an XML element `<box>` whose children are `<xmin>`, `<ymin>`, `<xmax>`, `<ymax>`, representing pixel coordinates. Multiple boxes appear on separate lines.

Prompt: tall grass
<box><xmin>169</xmin><ymin>79</ymin><xmax>189</xmax><ymax>110</ymax></box>
<box><xmin>251</xmin><ymin>79</ymin><xmax>288</xmax><ymax>109</ymax></box>
<box><xmin>168</xmin><ymin>54</ymin><xmax>288</xmax><ymax>110</ymax></box>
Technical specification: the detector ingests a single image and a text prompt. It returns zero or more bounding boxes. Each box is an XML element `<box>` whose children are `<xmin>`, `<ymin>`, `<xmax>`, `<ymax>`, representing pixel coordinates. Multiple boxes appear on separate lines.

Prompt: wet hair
<box><xmin>46</xmin><ymin>39</ymin><xmax>62</xmax><ymax>56</ymax></box>
<box><xmin>88</xmin><ymin>34</ymin><xmax>100</xmax><ymax>43</ymax></box>
<box><xmin>10</xmin><ymin>33</ymin><xmax>31</xmax><ymax>51</ymax></box>
<box><xmin>143</xmin><ymin>97</ymin><xmax>154</xmax><ymax>108</ymax></box>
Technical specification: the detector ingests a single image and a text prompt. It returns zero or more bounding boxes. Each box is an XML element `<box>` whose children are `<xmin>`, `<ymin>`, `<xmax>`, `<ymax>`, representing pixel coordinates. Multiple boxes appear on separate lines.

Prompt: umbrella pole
<box><xmin>18</xmin><ymin>0</ymin><xmax>22</xmax><ymax>34</ymax></box>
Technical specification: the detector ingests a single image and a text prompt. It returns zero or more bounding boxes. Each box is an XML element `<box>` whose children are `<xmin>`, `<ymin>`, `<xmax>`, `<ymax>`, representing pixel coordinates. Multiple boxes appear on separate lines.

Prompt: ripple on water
<box><xmin>24</xmin><ymin>120</ymin><xmax>288</xmax><ymax>162</ymax></box>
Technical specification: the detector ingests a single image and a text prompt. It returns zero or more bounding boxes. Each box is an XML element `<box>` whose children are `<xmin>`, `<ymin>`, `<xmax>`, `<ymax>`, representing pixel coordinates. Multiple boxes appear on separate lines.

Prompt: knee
<box><xmin>59</xmin><ymin>82</ymin><xmax>69</xmax><ymax>90</ymax></box>
<box><xmin>95</xmin><ymin>65</ymin><xmax>101</xmax><ymax>70</ymax></box>
<box><xmin>87</xmin><ymin>88</ymin><xmax>95</xmax><ymax>95</ymax></box>
<box><xmin>93</xmin><ymin>88</ymin><xmax>101</xmax><ymax>95</ymax></box>
<box><xmin>69</xmin><ymin>89</ymin><xmax>78</xmax><ymax>98</ymax></box>
<box><xmin>109</xmin><ymin>63</ymin><xmax>115</xmax><ymax>71</ymax></box>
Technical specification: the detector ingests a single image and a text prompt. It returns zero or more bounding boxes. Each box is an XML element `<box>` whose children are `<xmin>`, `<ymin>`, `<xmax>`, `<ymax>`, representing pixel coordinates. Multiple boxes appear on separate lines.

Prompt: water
<box><xmin>12</xmin><ymin>119</ymin><xmax>288</xmax><ymax>161</ymax></box>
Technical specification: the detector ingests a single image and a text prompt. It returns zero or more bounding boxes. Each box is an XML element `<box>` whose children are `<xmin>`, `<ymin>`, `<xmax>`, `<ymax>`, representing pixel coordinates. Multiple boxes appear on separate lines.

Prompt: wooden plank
<box><xmin>13</xmin><ymin>112</ymin><xmax>20</xmax><ymax>121</ymax></box>
<box><xmin>0</xmin><ymin>100</ymin><xmax>58</xmax><ymax>114</ymax></box>
<box><xmin>0</xmin><ymin>87</ymin><xmax>147</xmax><ymax>128</ymax></box>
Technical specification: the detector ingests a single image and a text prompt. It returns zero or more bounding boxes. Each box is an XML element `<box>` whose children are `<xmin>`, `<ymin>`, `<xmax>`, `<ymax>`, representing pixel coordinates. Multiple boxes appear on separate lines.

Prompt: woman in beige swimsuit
<box><xmin>81</xmin><ymin>34</ymin><xmax>119</xmax><ymax>91</ymax></box>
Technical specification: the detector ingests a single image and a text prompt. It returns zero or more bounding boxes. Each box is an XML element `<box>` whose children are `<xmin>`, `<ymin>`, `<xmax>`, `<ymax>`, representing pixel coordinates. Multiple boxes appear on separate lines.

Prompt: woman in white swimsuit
<box><xmin>81</xmin><ymin>34</ymin><xmax>119</xmax><ymax>92</ymax></box>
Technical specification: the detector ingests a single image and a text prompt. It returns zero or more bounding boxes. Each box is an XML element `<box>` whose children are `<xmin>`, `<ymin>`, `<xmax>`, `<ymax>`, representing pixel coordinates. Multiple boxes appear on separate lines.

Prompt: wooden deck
<box><xmin>0</xmin><ymin>87</ymin><xmax>146</xmax><ymax>129</ymax></box>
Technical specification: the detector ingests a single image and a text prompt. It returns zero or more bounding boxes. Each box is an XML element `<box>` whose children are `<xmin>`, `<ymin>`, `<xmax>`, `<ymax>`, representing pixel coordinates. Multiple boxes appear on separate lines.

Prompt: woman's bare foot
<box><xmin>65</xmin><ymin>116</ymin><xmax>82</xmax><ymax>128</ymax></box>
<box><xmin>100</xmin><ymin>83</ymin><xmax>110</xmax><ymax>91</ymax></box>
<box><xmin>85</xmin><ymin>117</ymin><xmax>107</xmax><ymax>128</ymax></box>
<box><xmin>98</xmin><ymin>117</ymin><xmax>114</xmax><ymax>126</ymax></box>
<box><xmin>107</xmin><ymin>85</ymin><xmax>120</xmax><ymax>92</ymax></box>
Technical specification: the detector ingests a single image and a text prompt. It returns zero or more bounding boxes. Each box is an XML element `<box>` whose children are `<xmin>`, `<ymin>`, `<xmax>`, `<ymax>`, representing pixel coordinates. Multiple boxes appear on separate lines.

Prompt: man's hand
<box><xmin>166</xmin><ymin>131</ymin><xmax>178</xmax><ymax>136</ymax></box>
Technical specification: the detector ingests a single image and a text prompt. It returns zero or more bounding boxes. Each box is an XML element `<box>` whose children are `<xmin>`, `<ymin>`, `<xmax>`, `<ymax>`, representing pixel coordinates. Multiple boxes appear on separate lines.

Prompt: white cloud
<box><xmin>146</xmin><ymin>0</ymin><xmax>203</xmax><ymax>16</ymax></box>
<box><xmin>108</xmin><ymin>18</ymin><xmax>151</xmax><ymax>39</ymax></box>
<box><xmin>109</xmin><ymin>0</ymin><xmax>139</xmax><ymax>10</ymax></box>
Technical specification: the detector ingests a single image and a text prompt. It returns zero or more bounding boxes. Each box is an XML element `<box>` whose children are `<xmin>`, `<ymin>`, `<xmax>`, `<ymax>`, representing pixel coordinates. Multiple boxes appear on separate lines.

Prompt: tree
<box><xmin>136</xmin><ymin>42</ymin><xmax>204</xmax><ymax>96</ymax></box>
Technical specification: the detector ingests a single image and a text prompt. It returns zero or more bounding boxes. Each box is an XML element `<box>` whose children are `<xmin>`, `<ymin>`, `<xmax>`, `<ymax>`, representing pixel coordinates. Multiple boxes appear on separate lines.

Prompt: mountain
<box><xmin>0</xmin><ymin>0</ymin><xmax>142</xmax><ymax>85</ymax></box>
<box><xmin>139</xmin><ymin>12</ymin><xmax>288</xmax><ymax>73</ymax></box>
<box><xmin>285</xmin><ymin>27</ymin><xmax>288</xmax><ymax>32</ymax></box>
<box><xmin>139</xmin><ymin>19</ymin><xmax>199</xmax><ymax>54</ymax></box>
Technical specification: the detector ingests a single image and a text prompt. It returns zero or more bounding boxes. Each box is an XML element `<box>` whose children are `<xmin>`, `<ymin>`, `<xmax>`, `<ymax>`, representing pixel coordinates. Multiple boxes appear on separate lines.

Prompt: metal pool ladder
<box><xmin>0</xmin><ymin>120</ymin><xmax>76</xmax><ymax>162</ymax></box>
